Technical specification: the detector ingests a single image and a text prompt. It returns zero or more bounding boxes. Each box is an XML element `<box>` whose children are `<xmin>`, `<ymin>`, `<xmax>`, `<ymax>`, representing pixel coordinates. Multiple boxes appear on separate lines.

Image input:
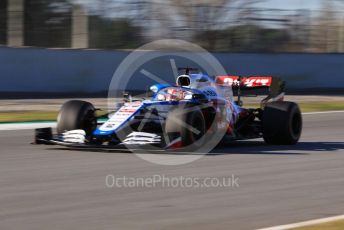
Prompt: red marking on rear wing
<box><xmin>216</xmin><ymin>76</ymin><xmax>273</xmax><ymax>88</ymax></box>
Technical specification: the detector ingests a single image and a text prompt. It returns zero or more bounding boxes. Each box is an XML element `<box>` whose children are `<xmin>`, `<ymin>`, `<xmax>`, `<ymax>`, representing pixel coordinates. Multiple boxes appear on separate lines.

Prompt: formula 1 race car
<box><xmin>34</xmin><ymin>67</ymin><xmax>302</xmax><ymax>151</ymax></box>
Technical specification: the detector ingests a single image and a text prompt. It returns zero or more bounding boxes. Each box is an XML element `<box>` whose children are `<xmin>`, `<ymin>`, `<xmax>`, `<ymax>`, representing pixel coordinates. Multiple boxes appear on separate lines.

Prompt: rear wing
<box><xmin>215</xmin><ymin>76</ymin><xmax>285</xmax><ymax>107</ymax></box>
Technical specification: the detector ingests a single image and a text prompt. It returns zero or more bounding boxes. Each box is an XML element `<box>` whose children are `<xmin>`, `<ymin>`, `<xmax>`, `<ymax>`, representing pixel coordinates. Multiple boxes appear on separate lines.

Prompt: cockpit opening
<box><xmin>176</xmin><ymin>75</ymin><xmax>191</xmax><ymax>87</ymax></box>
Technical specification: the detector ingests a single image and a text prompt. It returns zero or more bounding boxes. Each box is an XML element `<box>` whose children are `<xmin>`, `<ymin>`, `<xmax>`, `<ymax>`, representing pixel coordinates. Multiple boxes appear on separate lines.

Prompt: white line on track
<box><xmin>302</xmin><ymin>110</ymin><xmax>344</xmax><ymax>115</ymax></box>
<box><xmin>0</xmin><ymin>110</ymin><xmax>342</xmax><ymax>131</ymax></box>
<box><xmin>0</xmin><ymin>122</ymin><xmax>56</xmax><ymax>131</ymax></box>
<box><xmin>256</xmin><ymin>214</ymin><xmax>344</xmax><ymax>230</ymax></box>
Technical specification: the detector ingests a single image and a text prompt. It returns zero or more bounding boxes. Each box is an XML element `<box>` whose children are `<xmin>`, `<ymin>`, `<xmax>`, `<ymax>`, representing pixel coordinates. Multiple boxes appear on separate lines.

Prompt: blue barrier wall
<box><xmin>0</xmin><ymin>47</ymin><xmax>343</xmax><ymax>97</ymax></box>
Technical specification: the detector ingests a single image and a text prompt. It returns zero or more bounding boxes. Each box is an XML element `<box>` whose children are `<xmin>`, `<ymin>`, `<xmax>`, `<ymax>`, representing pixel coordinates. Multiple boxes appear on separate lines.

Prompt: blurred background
<box><xmin>0</xmin><ymin>0</ymin><xmax>344</xmax><ymax>122</ymax></box>
<box><xmin>0</xmin><ymin>0</ymin><xmax>344</xmax><ymax>102</ymax></box>
<box><xmin>1</xmin><ymin>0</ymin><xmax>344</xmax><ymax>52</ymax></box>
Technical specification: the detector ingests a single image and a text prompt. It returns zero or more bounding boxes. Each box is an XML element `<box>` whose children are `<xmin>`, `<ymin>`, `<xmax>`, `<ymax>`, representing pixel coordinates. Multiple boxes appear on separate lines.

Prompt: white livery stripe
<box><xmin>99</xmin><ymin>102</ymin><xmax>143</xmax><ymax>132</ymax></box>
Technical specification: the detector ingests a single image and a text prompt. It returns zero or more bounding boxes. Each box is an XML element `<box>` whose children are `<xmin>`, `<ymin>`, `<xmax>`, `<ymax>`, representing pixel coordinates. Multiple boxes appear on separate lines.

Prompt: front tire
<box><xmin>56</xmin><ymin>100</ymin><xmax>97</xmax><ymax>135</ymax></box>
<box><xmin>262</xmin><ymin>101</ymin><xmax>302</xmax><ymax>145</ymax></box>
<box><xmin>165</xmin><ymin>106</ymin><xmax>206</xmax><ymax>147</ymax></box>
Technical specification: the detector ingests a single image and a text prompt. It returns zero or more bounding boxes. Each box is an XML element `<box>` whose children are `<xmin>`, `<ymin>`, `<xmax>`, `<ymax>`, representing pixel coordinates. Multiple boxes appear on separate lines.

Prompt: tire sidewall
<box><xmin>56</xmin><ymin>100</ymin><xmax>96</xmax><ymax>135</ymax></box>
<box><xmin>262</xmin><ymin>101</ymin><xmax>302</xmax><ymax>145</ymax></box>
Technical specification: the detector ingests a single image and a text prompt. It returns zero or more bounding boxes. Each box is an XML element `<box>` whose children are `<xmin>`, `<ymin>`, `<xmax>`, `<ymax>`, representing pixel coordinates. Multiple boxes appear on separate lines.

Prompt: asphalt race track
<box><xmin>0</xmin><ymin>112</ymin><xmax>343</xmax><ymax>230</ymax></box>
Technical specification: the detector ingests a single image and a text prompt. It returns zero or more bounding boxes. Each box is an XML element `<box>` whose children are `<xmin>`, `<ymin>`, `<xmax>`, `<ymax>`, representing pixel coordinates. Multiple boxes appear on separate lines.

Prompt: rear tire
<box><xmin>262</xmin><ymin>101</ymin><xmax>302</xmax><ymax>145</ymax></box>
<box><xmin>56</xmin><ymin>100</ymin><xmax>97</xmax><ymax>135</ymax></box>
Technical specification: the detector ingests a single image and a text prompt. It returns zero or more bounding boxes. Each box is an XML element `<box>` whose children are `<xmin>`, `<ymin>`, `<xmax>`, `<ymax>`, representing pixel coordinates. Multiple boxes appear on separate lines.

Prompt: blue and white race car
<box><xmin>34</xmin><ymin>68</ymin><xmax>302</xmax><ymax>151</ymax></box>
